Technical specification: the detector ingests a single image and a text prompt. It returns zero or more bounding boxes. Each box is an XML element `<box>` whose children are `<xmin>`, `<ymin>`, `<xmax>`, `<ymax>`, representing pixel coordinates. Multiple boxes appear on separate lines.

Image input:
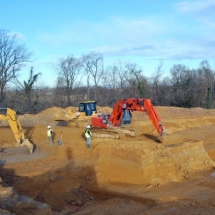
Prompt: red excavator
<box><xmin>90</xmin><ymin>98</ymin><xmax>166</xmax><ymax>140</ymax></box>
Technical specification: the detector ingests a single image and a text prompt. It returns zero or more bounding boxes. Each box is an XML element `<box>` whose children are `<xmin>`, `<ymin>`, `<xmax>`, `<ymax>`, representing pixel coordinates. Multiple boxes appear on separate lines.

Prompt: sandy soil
<box><xmin>0</xmin><ymin>106</ymin><xmax>215</xmax><ymax>214</ymax></box>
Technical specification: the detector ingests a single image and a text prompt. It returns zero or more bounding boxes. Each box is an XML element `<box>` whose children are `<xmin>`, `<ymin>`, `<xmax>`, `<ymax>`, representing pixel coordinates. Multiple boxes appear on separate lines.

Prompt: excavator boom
<box><xmin>0</xmin><ymin>108</ymin><xmax>34</xmax><ymax>153</ymax></box>
<box><xmin>142</xmin><ymin>98</ymin><xmax>165</xmax><ymax>135</ymax></box>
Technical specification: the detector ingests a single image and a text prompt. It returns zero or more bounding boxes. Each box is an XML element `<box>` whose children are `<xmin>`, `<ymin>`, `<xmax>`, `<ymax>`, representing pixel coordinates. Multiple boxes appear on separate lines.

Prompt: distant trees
<box><xmin>198</xmin><ymin>60</ymin><xmax>215</xmax><ymax>108</ymax></box>
<box><xmin>0</xmin><ymin>29</ymin><xmax>32</xmax><ymax>105</ymax></box>
<box><xmin>167</xmin><ymin>61</ymin><xmax>215</xmax><ymax>109</ymax></box>
<box><xmin>125</xmin><ymin>62</ymin><xmax>147</xmax><ymax>98</ymax></box>
<box><xmin>2</xmin><ymin>29</ymin><xmax>215</xmax><ymax>113</ymax></box>
<box><xmin>4</xmin><ymin>58</ymin><xmax>215</xmax><ymax>113</ymax></box>
<box><xmin>170</xmin><ymin>64</ymin><xmax>191</xmax><ymax>107</ymax></box>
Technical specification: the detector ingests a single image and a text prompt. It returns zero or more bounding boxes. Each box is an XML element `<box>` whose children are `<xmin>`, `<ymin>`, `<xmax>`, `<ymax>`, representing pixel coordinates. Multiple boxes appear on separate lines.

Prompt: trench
<box><xmin>0</xmin><ymin>148</ymin><xmax>156</xmax><ymax>214</ymax></box>
<box><xmin>13</xmin><ymin>162</ymin><xmax>116</xmax><ymax>213</ymax></box>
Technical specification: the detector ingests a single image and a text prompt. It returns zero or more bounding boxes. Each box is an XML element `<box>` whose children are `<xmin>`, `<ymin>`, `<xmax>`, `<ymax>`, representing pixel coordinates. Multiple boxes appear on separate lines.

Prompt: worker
<box><xmin>85</xmin><ymin>125</ymin><xmax>92</xmax><ymax>148</ymax></box>
<box><xmin>47</xmin><ymin>125</ymin><xmax>54</xmax><ymax>145</ymax></box>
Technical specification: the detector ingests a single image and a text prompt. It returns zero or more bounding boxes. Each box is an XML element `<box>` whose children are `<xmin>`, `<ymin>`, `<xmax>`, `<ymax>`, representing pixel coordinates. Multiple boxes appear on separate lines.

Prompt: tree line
<box><xmin>1</xmin><ymin>29</ymin><xmax>215</xmax><ymax>114</ymax></box>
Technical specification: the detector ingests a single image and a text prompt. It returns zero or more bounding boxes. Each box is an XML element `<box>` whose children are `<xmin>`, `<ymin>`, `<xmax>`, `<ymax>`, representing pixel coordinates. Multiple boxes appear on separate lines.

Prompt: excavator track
<box><xmin>91</xmin><ymin>128</ymin><xmax>121</xmax><ymax>139</ymax></box>
<box><xmin>91</xmin><ymin>127</ymin><xmax>141</xmax><ymax>139</ymax></box>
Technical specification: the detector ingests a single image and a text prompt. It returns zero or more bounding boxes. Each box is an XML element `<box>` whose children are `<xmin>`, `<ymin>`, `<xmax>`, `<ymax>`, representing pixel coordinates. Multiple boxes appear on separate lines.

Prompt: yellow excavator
<box><xmin>0</xmin><ymin>108</ymin><xmax>34</xmax><ymax>153</ymax></box>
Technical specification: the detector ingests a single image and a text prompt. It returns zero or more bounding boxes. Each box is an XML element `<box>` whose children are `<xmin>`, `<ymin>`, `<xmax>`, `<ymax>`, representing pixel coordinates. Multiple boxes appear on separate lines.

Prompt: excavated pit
<box><xmin>1</xmin><ymin>106</ymin><xmax>215</xmax><ymax>214</ymax></box>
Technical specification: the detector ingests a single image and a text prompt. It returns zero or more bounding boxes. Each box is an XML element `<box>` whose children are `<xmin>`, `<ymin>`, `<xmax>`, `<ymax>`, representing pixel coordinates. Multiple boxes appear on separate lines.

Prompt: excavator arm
<box><xmin>0</xmin><ymin>108</ymin><xmax>34</xmax><ymax>153</ymax></box>
<box><xmin>141</xmin><ymin>98</ymin><xmax>165</xmax><ymax>135</ymax></box>
<box><xmin>109</xmin><ymin>98</ymin><xmax>165</xmax><ymax>135</ymax></box>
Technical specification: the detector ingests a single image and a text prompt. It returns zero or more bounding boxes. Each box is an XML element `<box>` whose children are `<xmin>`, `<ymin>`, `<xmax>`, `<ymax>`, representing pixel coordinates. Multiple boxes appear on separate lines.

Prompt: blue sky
<box><xmin>1</xmin><ymin>0</ymin><xmax>215</xmax><ymax>87</ymax></box>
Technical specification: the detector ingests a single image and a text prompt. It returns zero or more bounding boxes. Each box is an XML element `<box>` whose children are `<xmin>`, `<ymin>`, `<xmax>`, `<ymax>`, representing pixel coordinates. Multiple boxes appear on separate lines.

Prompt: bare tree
<box><xmin>113</xmin><ymin>60</ymin><xmax>129</xmax><ymax>98</ymax></box>
<box><xmin>101</xmin><ymin>62</ymin><xmax>128</xmax><ymax>104</ymax></box>
<box><xmin>53</xmin><ymin>76</ymin><xmax>67</xmax><ymax>107</ymax></box>
<box><xmin>0</xmin><ymin>29</ymin><xmax>32</xmax><ymax>104</ymax></box>
<box><xmin>15</xmin><ymin>67</ymin><xmax>41</xmax><ymax>112</ymax></box>
<box><xmin>150</xmin><ymin>61</ymin><xmax>163</xmax><ymax>105</ymax></box>
<box><xmin>81</xmin><ymin>52</ymin><xmax>104</xmax><ymax>101</ymax></box>
<box><xmin>81</xmin><ymin>54</ymin><xmax>91</xmax><ymax>100</ymax></box>
<box><xmin>158</xmin><ymin>76</ymin><xmax>173</xmax><ymax>106</ymax></box>
<box><xmin>170</xmin><ymin>64</ymin><xmax>198</xmax><ymax>107</ymax></box>
<box><xmin>54</xmin><ymin>55</ymin><xmax>81</xmax><ymax>106</ymax></box>
<box><xmin>125</xmin><ymin>62</ymin><xmax>147</xmax><ymax>97</ymax></box>
<box><xmin>99</xmin><ymin>66</ymin><xmax>116</xmax><ymax>105</ymax></box>
<box><xmin>197</xmin><ymin>60</ymin><xmax>215</xmax><ymax>108</ymax></box>
<box><xmin>170</xmin><ymin>64</ymin><xmax>187</xmax><ymax>106</ymax></box>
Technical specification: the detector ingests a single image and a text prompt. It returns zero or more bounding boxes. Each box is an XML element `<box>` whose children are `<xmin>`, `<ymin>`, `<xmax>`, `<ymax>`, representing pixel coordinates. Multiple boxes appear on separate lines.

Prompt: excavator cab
<box><xmin>78</xmin><ymin>101</ymin><xmax>97</xmax><ymax>116</ymax></box>
<box><xmin>121</xmin><ymin>110</ymin><xmax>132</xmax><ymax>125</ymax></box>
<box><xmin>54</xmin><ymin>101</ymin><xmax>99</xmax><ymax>127</ymax></box>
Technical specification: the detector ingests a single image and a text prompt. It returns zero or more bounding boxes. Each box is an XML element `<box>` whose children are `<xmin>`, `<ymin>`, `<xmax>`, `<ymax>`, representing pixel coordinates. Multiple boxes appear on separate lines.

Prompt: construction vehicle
<box><xmin>54</xmin><ymin>101</ymin><xmax>102</xmax><ymax>127</ymax></box>
<box><xmin>90</xmin><ymin>98</ymin><xmax>167</xmax><ymax>140</ymax></box>
<box><xmin>0</xmin><ymin>108</ymin><xmax>34</xmax><ymax>153</ymax></box>
<box><xmin>55</xmin><ymin>98</ymin><xmax>169</xmax><ymax>142</ymax></box>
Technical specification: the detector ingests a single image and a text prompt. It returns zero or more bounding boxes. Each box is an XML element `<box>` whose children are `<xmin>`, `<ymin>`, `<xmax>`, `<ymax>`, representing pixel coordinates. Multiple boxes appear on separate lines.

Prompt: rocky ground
<box><xmin>0</xmin><ymin>106</ymin><xmax>215</xmax><ymax>214</ymax></box>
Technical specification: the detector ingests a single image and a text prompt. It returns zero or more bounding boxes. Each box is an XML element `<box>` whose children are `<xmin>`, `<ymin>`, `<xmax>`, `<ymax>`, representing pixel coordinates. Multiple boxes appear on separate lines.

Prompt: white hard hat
<box><xmin>86</xmin><ymin>125</ymin><xmax>90</xmax><ymax>128</ymax></box>
<box><xmin>47</xmin><ymin>125</ymin><xmax>51</xmax><ymax>129</ymax></box>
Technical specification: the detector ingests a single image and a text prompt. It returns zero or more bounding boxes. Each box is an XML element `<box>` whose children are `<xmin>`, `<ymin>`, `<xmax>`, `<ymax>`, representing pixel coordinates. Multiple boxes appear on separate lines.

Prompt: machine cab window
<box><xmin>78</xmin><ymin>101</ymin><xmax>97</xmax><ymax>116</ymax></box>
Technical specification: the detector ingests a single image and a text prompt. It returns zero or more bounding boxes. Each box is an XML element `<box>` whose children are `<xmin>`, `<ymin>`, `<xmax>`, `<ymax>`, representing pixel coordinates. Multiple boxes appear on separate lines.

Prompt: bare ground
<box><xmin>0</xmin><ymin>106</ymin><xmax>215</xmax><ymax>214</ymax></box>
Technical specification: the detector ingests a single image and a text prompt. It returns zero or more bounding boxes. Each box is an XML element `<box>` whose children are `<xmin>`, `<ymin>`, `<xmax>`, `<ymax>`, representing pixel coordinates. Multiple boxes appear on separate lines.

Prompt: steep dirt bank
<box><xmin>0</xmin><ymin>106</ymin><xmax>215</xmax><ymax>214</ymax></box>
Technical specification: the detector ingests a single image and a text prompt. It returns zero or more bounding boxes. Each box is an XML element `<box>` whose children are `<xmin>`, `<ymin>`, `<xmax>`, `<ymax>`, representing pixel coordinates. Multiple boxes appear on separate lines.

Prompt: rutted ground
<box><xmin>0</xmin><ymin>106</ymin><xmax>215</xmax><ymax>214</ymax></box>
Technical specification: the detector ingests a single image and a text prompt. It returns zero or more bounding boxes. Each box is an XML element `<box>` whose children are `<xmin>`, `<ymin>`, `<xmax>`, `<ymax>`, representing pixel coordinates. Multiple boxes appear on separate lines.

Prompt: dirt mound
<box><xmin>92</xmin><ymin>140</ymin><xmax>214</xmax><ymax>186</ymax></box>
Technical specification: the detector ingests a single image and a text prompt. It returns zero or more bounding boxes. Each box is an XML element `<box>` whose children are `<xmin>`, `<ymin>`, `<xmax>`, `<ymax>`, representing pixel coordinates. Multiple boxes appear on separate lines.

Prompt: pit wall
<box><xmin>93</xmin><ymin>141</ymin><xmax>215</xmax><ymax>187</ymax></box>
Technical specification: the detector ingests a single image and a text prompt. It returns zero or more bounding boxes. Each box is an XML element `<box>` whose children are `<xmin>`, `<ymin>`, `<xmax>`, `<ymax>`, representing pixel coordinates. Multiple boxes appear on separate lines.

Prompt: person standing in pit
<box><xmin>85</xmin><ymin>125</ymin><xmax>92</xmax><ymax>148</ymax></box>
<box><xmin>47</xmin><ymin>125</ymin><xmax>54</xmax><ymax>145</ymax></box>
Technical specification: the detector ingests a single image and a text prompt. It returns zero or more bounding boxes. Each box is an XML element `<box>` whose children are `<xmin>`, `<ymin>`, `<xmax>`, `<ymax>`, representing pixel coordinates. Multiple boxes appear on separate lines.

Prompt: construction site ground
<box><xmin>1</xmin><ymin>106</ymin><xmax>215</xmax><ymax>214</ymax></box>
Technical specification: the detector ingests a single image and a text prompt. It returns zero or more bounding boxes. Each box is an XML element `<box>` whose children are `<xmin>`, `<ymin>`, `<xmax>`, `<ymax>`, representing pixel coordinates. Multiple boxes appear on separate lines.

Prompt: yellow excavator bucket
<box><xmin>21</xmin><ymin>139</ymin><xmax>34</xmax><ymax>153</ymax></box>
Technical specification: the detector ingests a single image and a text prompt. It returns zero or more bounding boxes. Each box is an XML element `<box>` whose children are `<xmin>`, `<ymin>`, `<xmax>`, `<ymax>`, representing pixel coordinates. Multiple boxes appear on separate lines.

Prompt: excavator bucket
<box><xmin>158</xmin><ymin>130</ymin><xmax>186</xmax><ymax>146</ymax></box>
<box><xmin>21</xmin><ymin>139</ymin><xmax>34</xmax><ymax>153</ymax></box>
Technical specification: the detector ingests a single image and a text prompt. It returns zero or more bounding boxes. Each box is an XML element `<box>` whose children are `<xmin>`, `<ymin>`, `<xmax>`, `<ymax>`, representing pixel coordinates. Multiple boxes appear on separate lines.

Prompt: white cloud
<box><xmin>175</xmin><ymin>0</ymin><xmax>215</xmax><ymax>13</ymax></box>
<box><xmin>36</xmin><ymin>16</ymin><xmax>166</xmax><ymax>51</ymax></box>
<box><xmin>34</xmin><ymin>10</ymin><xmax>215</xmax><ymax>64</ymax></box>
